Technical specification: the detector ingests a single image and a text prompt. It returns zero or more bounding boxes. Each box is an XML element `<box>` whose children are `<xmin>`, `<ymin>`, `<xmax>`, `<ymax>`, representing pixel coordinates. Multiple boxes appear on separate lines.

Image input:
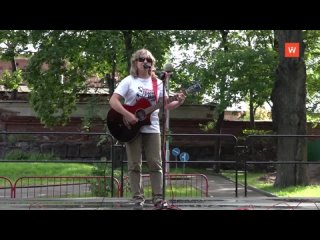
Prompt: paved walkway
<box><xmin>1</xmin><ymin>172</ymin><xmax>320</xmax><ymax>210</ymax></box>
<box><xmin>1</xmin><ymin>196</ymin><xmax>320</xmax><ymax>210</ymax></box>
<box><xmin>205</xmin><ymin>173</ymin><xmax>275</xmax><ymax>198</ymax></box>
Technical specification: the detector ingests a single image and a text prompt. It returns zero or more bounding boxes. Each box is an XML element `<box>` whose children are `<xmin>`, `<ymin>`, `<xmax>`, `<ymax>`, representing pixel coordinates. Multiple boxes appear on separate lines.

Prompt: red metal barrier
<box><xmin>122</xmin><ymin>173</ymin><xmax>209</xmax><ymax>198</ymax></box>
<box><xmin>0</xmin><ymin>176</ymin><xmax>14</xmax><ymax>198</ymax></box>
<box><xmin>13</xmin><ymin>176</ymin><xmax>120</xmax><ymax>198</ymax></box>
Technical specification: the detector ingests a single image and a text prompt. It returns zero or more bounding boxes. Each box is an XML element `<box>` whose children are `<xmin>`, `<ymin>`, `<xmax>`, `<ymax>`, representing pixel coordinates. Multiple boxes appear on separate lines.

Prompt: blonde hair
<box><xmin>129</xmin><ymin>48</ymin><xmax>156</xmax><ymax>77</ymax></box>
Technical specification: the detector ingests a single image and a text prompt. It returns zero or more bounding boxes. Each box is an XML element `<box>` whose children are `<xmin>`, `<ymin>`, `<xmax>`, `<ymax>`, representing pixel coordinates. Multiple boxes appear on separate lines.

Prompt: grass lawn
<box><xmin>222</xmin><ymin>170</ymin><xmax>320</xmax><ymax>197</ymax></box>
<box><xmin>0</xmin><ymin>163</ymin><xmax>94</xmax><ymax>181</ymax></box>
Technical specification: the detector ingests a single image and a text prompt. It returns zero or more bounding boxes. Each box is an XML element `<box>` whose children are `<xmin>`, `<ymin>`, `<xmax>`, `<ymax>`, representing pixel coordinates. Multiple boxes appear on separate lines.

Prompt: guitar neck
<box><xmin>144</xmin><ymin>95</ymin><xmax>180</xmax><ymax>115</ymax></box>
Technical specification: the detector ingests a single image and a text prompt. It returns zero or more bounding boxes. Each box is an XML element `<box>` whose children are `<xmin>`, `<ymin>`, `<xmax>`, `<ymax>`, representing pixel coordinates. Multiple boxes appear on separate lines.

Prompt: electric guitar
<box><xmin>107</xmin><ymin>83</ymin><xmax>201</xmax><ymax>142</ymax></box>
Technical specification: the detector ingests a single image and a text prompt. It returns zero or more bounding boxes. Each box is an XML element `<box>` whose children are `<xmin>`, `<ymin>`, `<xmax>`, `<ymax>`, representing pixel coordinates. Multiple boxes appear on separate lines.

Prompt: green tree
<box><xmin>303</xmin><ymin>30</ymin><xmax>320</xmax><ymax>127</ymax></box>
<box><xmin>0</xmin><ymin>30</ymin><xmax>31</xmax><ymax>99</ymax></box>
<box><xmin>172</xmin><ymin>30</ymin><xmax>276</xmax><ymax>128</ymax></box>
<box><xmin>24</xmin><ymin>30</ymin><xmax>174</xmax><ymax>127</ymax></box>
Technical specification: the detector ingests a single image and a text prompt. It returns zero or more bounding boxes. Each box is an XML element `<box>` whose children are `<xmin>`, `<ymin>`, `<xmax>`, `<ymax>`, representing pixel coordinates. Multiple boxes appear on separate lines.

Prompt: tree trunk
<box><xmin>122</xmin><ymin>30</ymin><xmax>133</xmax><ymax>74</ymax></box>
<box><xmin>9</xmin><ymin>58</ymin><xmax>17</xmax><ymax>100</ymax></box>
<box><xmin>271</xmin><ymin>30</ymin><xmax>308</xmax><ymax>187</ymax></box>
<box><xmin>214</xmin><ymin>112</ymin><xmax>224</xmax><ymax>173</ymax></box>
<box><xmin>249</xmin><ymin>89</ymin><xmax>255</xmax><ymax>129</ymax></box>
<box><xmin>106</xmin><ymin>52</ymin><xmax>117</xmax><ymax>96</ymax></box>
<box><xmin>213</xmin><ymin>30</ymin><xmax>230</xmax><ymax>173</ymax></box>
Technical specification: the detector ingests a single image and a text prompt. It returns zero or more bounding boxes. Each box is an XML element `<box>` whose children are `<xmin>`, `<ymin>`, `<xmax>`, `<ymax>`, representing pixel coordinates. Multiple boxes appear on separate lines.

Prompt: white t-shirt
<box><xmin>114</xmin><ymin>75</ymin><xmax>167</xmax><ymax>133</ymax></box>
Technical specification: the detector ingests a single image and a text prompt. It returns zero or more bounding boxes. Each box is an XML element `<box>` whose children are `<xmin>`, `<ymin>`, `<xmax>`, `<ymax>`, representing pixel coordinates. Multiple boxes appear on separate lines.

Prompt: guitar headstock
<box><xmin>185</xmin><ymin>82</ymin><xmax>201</xmax><ymax>95</ymax></box>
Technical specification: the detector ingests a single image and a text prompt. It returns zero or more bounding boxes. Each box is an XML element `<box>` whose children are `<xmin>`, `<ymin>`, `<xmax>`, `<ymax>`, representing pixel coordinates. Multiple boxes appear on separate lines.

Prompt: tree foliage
<box><xmin>22</xmin><ymin>30</ymin><xmax>174</xmax><ymax>127</ymax></box>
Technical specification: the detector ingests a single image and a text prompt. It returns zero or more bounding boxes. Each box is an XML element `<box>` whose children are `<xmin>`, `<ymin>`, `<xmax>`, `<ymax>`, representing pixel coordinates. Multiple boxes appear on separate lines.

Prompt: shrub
<box><xmin>4</xmin><ymin>150</ymin><xmax>59</xmax><ymax>161</ymax></box>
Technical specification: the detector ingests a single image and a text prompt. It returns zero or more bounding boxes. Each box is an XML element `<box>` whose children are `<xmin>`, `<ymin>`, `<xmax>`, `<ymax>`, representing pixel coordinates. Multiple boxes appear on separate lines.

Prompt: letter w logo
<box><xmin>285</xmin><ymin>43</ymin><xmax>300</xmax><ymax>58</ymax></box>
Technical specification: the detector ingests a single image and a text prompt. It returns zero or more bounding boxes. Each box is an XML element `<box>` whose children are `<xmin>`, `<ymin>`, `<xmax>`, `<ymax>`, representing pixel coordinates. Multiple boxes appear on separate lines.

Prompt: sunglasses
<box><xmin>137</xmin><ymin>57</ymin><xmax>153</xmax><ymax>63</ymax></box>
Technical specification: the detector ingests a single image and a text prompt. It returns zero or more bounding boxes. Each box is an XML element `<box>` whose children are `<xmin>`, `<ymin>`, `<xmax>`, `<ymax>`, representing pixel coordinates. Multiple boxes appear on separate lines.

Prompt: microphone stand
<box><xmin>150</xmin><ymin>63</ymin><xmax>170</xmax><ymax>200</ymax></box>
<box><xmin>161</xmin><ymin>73</ymin><xmax>168</xmax><ymax>199</ymax></box>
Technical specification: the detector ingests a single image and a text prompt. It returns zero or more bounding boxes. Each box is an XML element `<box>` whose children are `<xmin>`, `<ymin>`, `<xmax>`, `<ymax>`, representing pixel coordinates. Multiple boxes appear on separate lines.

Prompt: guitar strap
<box><xmin>152</xmin><ymin>77</ymin><xmax>158</xmax><ymax>102</ymax></box>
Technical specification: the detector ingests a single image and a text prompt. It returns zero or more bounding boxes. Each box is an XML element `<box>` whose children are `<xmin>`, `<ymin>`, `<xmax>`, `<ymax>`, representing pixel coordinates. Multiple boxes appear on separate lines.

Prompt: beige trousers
<box><xmin>125</xmin><ymin>133</ymin><xmax>163</xmax><ymax>202</ymax></box>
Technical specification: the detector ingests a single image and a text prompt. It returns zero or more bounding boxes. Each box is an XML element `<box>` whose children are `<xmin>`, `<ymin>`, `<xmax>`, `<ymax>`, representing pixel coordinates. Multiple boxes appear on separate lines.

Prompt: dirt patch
<box><xmin>307</xmin><ymin>164</ymin><xmax>320</xmax><ymax>185</ymax></box>
<box><xmin>258</xmin><ymin>165</ymin><xmax>320</xmax><ymax>185</ymax></box>
<box><xmin>258</xmin><ymin>172</ymin><xmax>276</xmax><ymax>184</ymax></box>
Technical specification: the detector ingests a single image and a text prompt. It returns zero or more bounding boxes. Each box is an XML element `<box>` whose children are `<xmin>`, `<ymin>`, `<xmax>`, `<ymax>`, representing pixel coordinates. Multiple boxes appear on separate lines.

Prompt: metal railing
<box><xmin>244</xmin><ymin>134</ymin><xmax>320</xmax><ymax>197</ymax></box>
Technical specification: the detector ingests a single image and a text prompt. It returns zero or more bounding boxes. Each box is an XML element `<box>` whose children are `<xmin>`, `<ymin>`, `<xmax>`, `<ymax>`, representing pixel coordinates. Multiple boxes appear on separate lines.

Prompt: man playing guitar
<box><xmin>109</xmin><ymin>48</ymin><xmax>185</xmax><ymax>209</ymax></box>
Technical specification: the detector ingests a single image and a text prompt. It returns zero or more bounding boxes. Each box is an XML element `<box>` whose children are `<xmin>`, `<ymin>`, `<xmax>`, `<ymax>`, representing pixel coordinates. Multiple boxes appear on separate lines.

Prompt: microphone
<box><xmin>143</xmin><ymin>63</ymin><xmax>151</xmax><ymax>69</ymax></box>
<box><xmin>157</xmin><ymin>63</ymin><xmax>173</xmax><ymax>81</ymax></box>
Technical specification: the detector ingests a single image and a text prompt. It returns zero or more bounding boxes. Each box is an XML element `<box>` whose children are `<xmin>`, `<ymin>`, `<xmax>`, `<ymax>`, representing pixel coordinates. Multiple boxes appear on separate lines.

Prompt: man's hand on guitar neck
<box><xmin>166</xmin><ymin>92</ymin><xmax>186</xmax><ymax>110</ymax></box>
<box><xmin>176</xmin><ymin>92</ymin><xmax>186</xmax><ymax>105</ymax></box>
